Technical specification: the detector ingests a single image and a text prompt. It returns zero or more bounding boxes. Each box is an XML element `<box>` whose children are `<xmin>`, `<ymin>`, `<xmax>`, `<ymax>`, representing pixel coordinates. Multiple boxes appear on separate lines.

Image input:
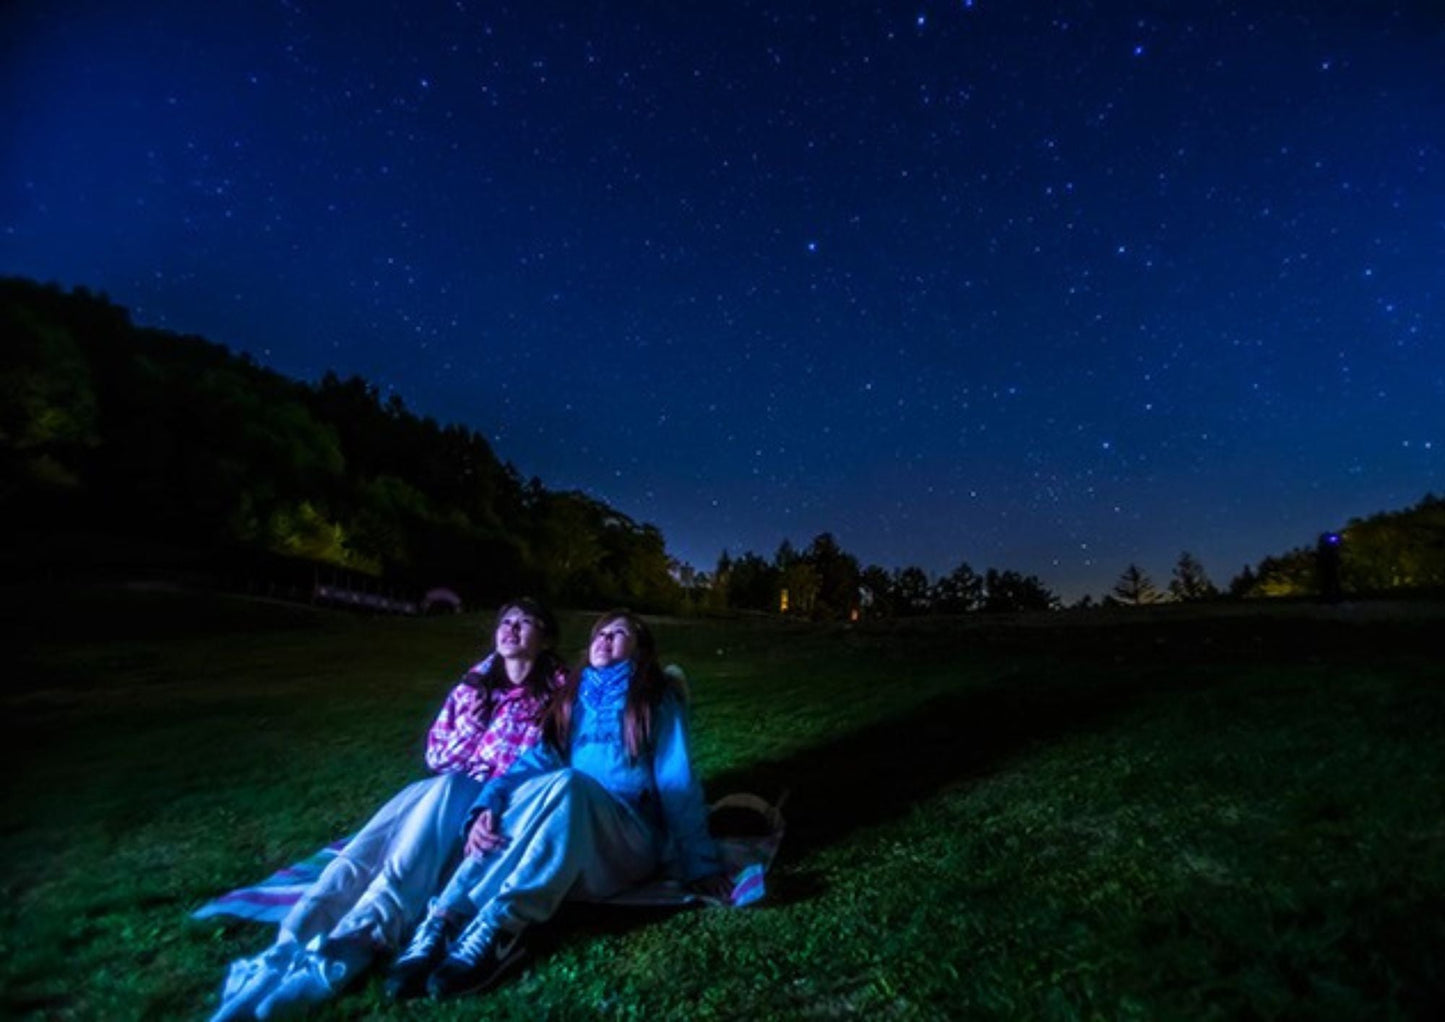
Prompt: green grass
<box><xmin>4</xmin><ymin>587</ymin><xmax>1443</xmax><ymax>1020</ymax></box>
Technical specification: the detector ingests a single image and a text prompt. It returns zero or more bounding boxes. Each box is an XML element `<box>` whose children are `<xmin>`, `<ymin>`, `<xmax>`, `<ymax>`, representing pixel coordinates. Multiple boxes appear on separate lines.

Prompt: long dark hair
<box><xmin>465</xmin><ymin>597</ymin><xmax>562</xmax><ymax>703</ymax></box>
<box><xmin>548</xmin><ymin>609</ymin><xmax>684</xmax><ymax>762</ymax></box>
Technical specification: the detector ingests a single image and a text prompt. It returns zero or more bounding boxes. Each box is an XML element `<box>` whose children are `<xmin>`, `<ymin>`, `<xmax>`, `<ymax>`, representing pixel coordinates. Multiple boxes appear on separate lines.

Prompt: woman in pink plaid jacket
<box><xmin>211</xmin><ymin>597</ymin><xmax>566</xmax><ymax>1022</ymax></box>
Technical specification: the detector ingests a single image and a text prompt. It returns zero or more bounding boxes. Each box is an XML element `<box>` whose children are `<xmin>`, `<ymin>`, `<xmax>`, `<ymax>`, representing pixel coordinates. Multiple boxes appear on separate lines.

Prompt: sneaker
<box><xmin>425</xmin><ymin>918</ymin><xmax>527</xmax><ymax>1000</ymax></box>
<box><xmin>383</xmin><ymin>905</ymin><xmax>459</xmax><ymax>1001</ymax></box>
<box><xmin>210</xmin><ymin>942</ymin><xmax>297</xmax><ymax>1022</ymax></box>
<box><xmin>253</xmin><ymin>936</ymin><xmax>367</xmax><ymax>1020</ymax></box>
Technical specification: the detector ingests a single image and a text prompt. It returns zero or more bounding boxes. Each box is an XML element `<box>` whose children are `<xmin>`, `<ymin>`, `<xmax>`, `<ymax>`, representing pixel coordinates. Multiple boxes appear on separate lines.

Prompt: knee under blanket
<box><xmin>192</xmin><ymin>793</ymin><xmax>783</xmax><ymax>923</ymax></box>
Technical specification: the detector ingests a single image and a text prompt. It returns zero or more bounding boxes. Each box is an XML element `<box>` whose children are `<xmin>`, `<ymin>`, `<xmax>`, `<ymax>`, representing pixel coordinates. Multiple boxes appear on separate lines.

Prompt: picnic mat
<box><xmin>193</xmin><ymin>792</ymin><xmax>785</xmax><ymax>923</ymax></box>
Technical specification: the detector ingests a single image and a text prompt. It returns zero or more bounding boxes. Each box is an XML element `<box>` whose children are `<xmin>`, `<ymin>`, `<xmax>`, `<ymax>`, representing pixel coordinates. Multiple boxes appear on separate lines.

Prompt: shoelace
<box><xmin>449</xmin><ymin>921</ymin><xmax>503</xmax><ymax>967</ymax></box>
<box><xmin>397</xmin><ymin>916</ymin><xmax>446</xmax><ymax>963</ymax></box>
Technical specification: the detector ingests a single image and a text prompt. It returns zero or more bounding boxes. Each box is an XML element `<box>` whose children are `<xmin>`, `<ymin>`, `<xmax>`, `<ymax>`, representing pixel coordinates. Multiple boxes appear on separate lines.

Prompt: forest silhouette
<box><xmin>5</xmin><ymin>276</ymin><xmax>1442</xmax><ymax>613</ymax></box>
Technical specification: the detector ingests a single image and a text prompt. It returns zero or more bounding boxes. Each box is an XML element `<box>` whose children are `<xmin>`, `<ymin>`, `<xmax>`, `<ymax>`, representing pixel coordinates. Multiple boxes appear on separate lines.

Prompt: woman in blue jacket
<box><xmin>383</xmin><ymin>609</ymin><xmax>732</xmax><ymax>1001</ymax></box>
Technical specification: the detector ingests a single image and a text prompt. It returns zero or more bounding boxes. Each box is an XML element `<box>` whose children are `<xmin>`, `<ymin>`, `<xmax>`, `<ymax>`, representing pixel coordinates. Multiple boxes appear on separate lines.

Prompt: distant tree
<box><xmin>982</xmin><ymin>569</ymin><xmax>1059</xmax><ymax>613</ymax></box>
<box><xmin>342</xmin><ymin>474</ymin><xmax>434</xmax><ymax>570</ymax></box>
<box><xmin>1168</xmin><ymin>551</ymin><xmax>1218</xmax><ymax>601</ymax></box>
<box><xmin>1337</xmin><ymin>494</ymin><xmax>1445</xmax><ymax>592</ymax></box>
<box><xmin>110</xmin><ymin>357</ymin><xmax>345</xmax><ymax>547</ymax></box>
<box><xmin>1111</xmin><ymin>564</ymin><xmax>1162</xmax><ymax>606</ymax></box>
<box><xmin>1227</xmin><ymin>564</ymin><xmax>1259</xmax><ymax>599</ymax></box>
<box><xmin>803</xmin><ymin>532</ymin><xmax>861</xmax><ymax>619</ymax></box>
<box><xmin>1251</xmin><ymin>548</ymin><xmax>1316</xmax><ymax>597</ymax></box>
<box><xmin>727</xmin><ymin>551</ymin><xmax>777</xmax><ymax>611</ymax></box>
<box><xmin>602</xmin><ymin>520</ymin><xmax>679</xmax><ymax>611</ymax></box>
<box><xmin>265</xmin><ymin>500</ymin><xmax>355</xmax><ymax>567</ymax></box>
<box><xmin>531</xmin><ymin>490</ymin><xmax>607</xmax><ymax>597</ymax></box>
<box><xmin>932</xmin><ymin>560</ymin><xmax>983</xmax><ymax>614</ymax></box>
<box><xmin>703</xmin><ymin>551</ymin><xmax>733</xmax><ymax>612</ymax></box>
<box><xmin>0</xmin><ymin>302</ymin><xmax>98</xmax><ymax>508</ymax></box>
<box><xmin>892</xmin><ymin>566</ymin><xmax>933</xmax><ymax>616</ymax></box>
<box><xmin>779</xmin><ymin>561</ymin><xmax>820</xmax><ymax>614</ymax></box>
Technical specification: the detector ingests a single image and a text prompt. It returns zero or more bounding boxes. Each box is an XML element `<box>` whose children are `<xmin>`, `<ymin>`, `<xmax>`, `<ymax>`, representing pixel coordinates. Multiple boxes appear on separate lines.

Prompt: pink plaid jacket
<box><xmin>425</xmin><ymin>658</ymin><xmax>564</xmax><ymax>781</ymax></box>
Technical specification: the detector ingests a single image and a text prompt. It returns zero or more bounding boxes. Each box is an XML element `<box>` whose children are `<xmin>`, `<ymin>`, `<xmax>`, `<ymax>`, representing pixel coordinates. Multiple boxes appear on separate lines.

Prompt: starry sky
<box><xmin>4</xmin><ymin>1</ymin><xmax>1442</xmax><ymax>601</ymax></box>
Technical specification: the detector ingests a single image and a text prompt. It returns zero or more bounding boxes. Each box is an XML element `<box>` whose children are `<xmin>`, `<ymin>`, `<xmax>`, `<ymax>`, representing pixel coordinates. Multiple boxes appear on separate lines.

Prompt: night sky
<box><xmin>4</xmin><ymin>2</ymin><xmax>1442</xmax><ymax>601</ymax></box>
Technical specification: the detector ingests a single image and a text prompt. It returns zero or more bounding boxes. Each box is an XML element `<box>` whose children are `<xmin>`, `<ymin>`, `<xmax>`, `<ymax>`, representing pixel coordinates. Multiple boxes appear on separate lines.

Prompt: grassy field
<box><xmin>4</xmin><ymin>586</ymin><xmax>1443</xmax><ymax>1020</ymax></box>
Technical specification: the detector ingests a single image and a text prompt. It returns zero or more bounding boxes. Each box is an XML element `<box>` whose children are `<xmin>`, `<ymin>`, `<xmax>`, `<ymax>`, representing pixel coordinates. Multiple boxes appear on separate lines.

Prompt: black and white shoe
<box><xmin>425</xmin><ymin>918</ymin><xmax>527</xmax><ymax>1000</ymax></box>
<box><xmin>383</xmin><ymin>904</ymin><xmax>459</xmax><ymax>1001</ymax></box>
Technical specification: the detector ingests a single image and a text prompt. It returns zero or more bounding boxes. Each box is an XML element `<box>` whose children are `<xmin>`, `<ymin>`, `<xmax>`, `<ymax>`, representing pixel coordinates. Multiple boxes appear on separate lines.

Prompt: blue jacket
<box><xmin>474</xmin><ymin>664</ymin><xmax>720</xmax><ymax>882</ymax></box>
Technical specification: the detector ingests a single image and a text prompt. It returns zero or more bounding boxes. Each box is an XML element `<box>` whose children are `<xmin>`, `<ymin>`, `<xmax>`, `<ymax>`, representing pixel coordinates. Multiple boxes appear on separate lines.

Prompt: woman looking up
<box><xmin>211</xmin><ymin>598</ymin><xmax>565</xmax><ymax>1021</ymax></box>
<box><xmin>384</xmin><ymin>609</ymin><xmax>730</xmax><ymax>1002</ymax></box>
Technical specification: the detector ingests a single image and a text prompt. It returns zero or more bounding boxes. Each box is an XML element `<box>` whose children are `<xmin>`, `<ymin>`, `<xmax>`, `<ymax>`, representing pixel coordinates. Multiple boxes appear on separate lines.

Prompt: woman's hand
<box><xmin>687</xmin><ymin>872</ymin><xmax>734</xmax><ymax>902</ymax></box>
<box><xmin>465</xmin><ymin>809</ymin><xmax>508</xmax><ymax>858</ymax></box>
<box><xmin>463</xmin><ymin>698</ymin><xmax>489</xmax><ymax>731</ymax></box>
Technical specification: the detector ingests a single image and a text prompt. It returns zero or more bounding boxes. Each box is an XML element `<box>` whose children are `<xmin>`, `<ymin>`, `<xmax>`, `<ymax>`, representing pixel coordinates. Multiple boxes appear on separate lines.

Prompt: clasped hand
<box><xmin>466</xmin><ymin>810</ymin><xmax>733</xmax><ymax>905</ymax></box>
<box><xmin>465</xmin><ymin>808</ymin><xmax>509</xmax><ymax>858</ymax></box>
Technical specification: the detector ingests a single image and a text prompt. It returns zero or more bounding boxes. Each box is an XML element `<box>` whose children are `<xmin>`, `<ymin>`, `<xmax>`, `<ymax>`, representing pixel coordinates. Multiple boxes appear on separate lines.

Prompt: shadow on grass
<box><xmin>535</xmin><ymin>607</ymin><xmax>1444</xmax><ymax>952</ymax></box>
<box><xmin>708</xmin><ymin>663</ymin><xmax>1173</xmax><ymax>895</ymax></box>
<box><xmin>719</xmin><ymin>607</ymin><xmax>1442</xmax><ymax>886</ymax></box>
<box><xmin>526</xmin><ymin>655</ymin><xmax>1186</xmax><ymax>965</ymax></box>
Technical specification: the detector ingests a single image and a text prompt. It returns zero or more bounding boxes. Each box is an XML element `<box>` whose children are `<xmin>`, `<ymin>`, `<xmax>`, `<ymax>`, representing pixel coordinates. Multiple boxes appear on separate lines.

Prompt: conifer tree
<box><xmin>1111</xmin><ymin>563</ymin><xmax>1162</xmax><ymax>605</ymax></box>
<box><xmin>1168</xmin><ymin>551</ymin><xmax>1218</xmax><ymax>601</ymax></box>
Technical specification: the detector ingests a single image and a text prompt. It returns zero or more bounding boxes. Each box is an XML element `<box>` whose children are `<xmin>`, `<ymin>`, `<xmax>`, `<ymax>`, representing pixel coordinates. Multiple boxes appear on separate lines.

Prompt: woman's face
<box><xmin>495</xmin><ymin>606</ymin><xmax>547</xmax><ymax>661</ymax></box>
<box><xmin>589</xmin><ymin>617</ymin><xmax>638</xmax><ymax>668</ymax></box>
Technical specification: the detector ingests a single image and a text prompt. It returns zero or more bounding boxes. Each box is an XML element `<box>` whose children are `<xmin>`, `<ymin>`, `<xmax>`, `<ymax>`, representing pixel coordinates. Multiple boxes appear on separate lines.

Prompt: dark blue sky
<box><xmin>4</xmin><ymin>1</ymin><xmax>1442</xmax><ymax>600</ymax></box>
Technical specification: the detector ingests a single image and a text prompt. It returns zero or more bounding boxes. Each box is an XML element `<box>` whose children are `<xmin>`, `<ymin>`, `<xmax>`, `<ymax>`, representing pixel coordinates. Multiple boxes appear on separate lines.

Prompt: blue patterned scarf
<box><xmin>580</xmin><ymin>659</ymin><xmax>633</xmax><ymax>709</ymax></box>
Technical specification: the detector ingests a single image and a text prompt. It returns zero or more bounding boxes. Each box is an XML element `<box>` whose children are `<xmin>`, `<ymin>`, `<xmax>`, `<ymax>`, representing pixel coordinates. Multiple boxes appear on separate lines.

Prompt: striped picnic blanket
<box><xmin>193</xmin><ymin>792</ymin><xmax>784</xmax><ymax>923</ymax></box>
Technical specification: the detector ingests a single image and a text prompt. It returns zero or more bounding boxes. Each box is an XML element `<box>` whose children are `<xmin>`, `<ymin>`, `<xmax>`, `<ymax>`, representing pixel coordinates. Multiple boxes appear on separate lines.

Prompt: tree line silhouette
<box><xmin>3</xmin><ymin>277</ymin><xmax>672</xmax><ymax>609</ymax></box>
<box><xmin>5</xmin><ymin>277</ymin><xmax>1441</xmax><ymax>616</ymax></box>
<box><xmin>682</xmin><ymin>535</ymin><xmax>1062</xmax><ymax>616</ymax></box>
